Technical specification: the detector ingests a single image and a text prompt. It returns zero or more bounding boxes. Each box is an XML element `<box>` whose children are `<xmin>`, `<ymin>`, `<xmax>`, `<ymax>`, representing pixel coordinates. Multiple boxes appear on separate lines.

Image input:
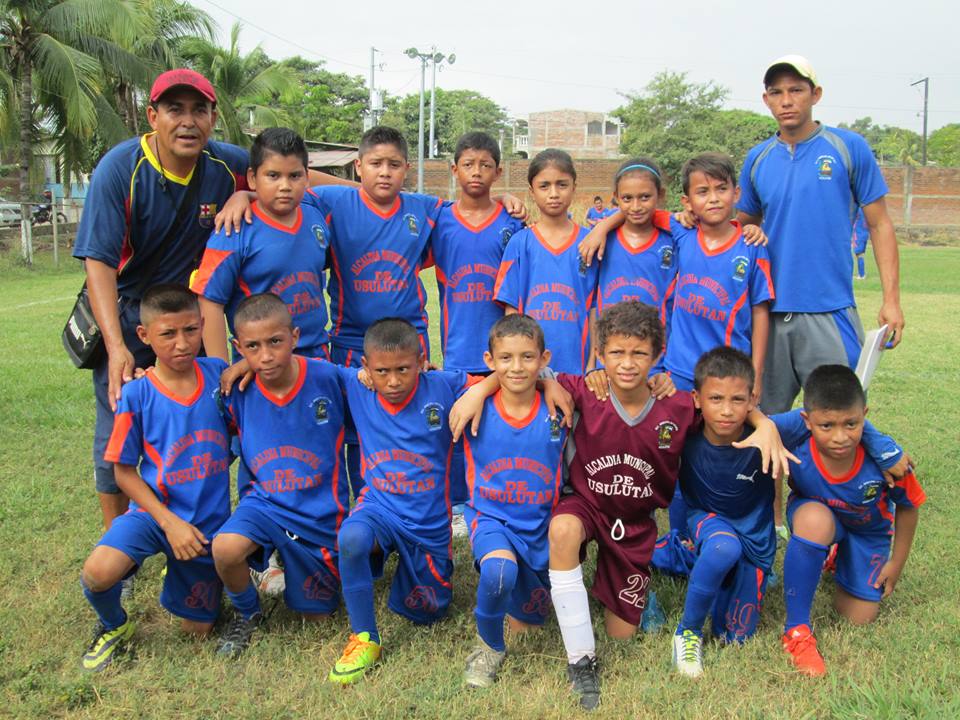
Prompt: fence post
<box><xmin>903</xmin><ymin>165</ymin><xmax>914</xmax><ymax>227</ymax></box>
<box><xmin>52</xmin><ymin>197</ymin><xmax>59</xmax><ymax>266</ymax></box>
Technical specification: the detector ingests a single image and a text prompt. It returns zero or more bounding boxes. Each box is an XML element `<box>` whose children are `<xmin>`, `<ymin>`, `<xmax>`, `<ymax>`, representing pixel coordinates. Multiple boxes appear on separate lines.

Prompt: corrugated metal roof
<box><xmin>308</xmin><ymin>149</ymin><xmax>358</xmax><ymax>168</ymax></box>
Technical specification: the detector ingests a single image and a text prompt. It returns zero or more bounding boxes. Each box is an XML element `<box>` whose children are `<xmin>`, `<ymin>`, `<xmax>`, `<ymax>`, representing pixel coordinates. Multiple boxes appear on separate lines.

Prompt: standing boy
<box><xmin>80</xmin><ymin>285</ymin><xmax>231</xmax><ymax>671</ymax></box>
<box><xmin>776</xmin><ymin>365</ymin><xmax>923</xmax><ymax>677</ymax></box>
<box><xmin>328</xmin><ymin>319</ymin><xmax>475</xmax><ymax>685</ymax></box>
<box><xmin>586</xmin><ymin>196</ymin><xmax>605</xmax><ymax>227</ymax></box>
<box><xmin>460</xmin><ymin>314</ymin><xmax>567</xmax><ymax>687</ymax></box>
<box><xmin>212</xmin><ymin>294</ymin><xmax>348</xmax><ymax>657</ymax></box>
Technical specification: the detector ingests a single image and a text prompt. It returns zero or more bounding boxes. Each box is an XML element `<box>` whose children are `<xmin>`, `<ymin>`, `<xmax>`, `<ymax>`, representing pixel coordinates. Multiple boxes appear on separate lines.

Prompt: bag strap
<box><xmin>130</xmin><ymin>154</ymin><xmax>205</xmax><ymax>297</ymax></box>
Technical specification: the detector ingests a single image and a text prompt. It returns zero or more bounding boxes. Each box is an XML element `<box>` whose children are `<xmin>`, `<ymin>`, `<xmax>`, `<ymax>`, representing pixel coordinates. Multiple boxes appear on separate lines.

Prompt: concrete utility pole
<box><xmin>911</xmin><ymin>77</ymin><xmax>929</xmax><ymax>166</ymax></box>
<box><xmin>427</xmin><ymin>49</ymin><xmax>455</xmax><ymax>158</ymax></box>
<box><xmin>365</xmin><ymin>47</ymin><xmax>382</xmax><ymax>131</ymax></box>
<box><xmin>406</xmin><ymin>48</ymin><xmax>429</xmax><ymax>192</ymax></box>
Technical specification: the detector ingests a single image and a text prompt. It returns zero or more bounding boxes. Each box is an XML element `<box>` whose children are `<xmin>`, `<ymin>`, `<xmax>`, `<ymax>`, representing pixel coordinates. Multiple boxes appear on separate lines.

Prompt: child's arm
<box><xmin>578</xmin><ymin>211</ymin><xmax>624</xmax><ymax>265</ymax></box>
<box><xmin>733</xmin><ymin>409</ymin><xmax>801</xmax><ymax>480</ymax></box>
<box><xmin>585</xmin><ymin>308</ymin><xmax>598</xmax><ymax>372</ymax></box>
<box><xmin>449</xmin><ymin>374</ymin><xmax>500</xmax><ymax>441</ymax></box>
<box><xmin>114</xmin><ymin>463</ymin><xmax>209</xmax><ymax>561</ymax></box>
<box><xmin>220</xmin><ymin>358</ymin><xmax>253</xmax><ymax>396</ymax></box>
<box><xmin>199</xmin><ymin>298</ymin><xmax>230</xmax><ymax>363</ymax></box>
<box><xmin>750</xmin><ymin>301</ymin><xmax>770</xmax><ymax>404</ymax></box>
<box><xmin>874</xmin><ymin>505</ymin><xmax>919</xmax><ymax>598</ymax></box>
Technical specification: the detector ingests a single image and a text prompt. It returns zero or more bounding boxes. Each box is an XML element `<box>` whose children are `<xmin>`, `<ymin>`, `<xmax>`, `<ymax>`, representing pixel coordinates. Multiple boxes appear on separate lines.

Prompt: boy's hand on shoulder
<box><xmin>673</xmin><ymin>209</ymin><xmax>696</xmax><ymax>229</ymax></box>
<box><xmin>542</xmin><ymin>378</ymin><xmax>574</xmax><ymax>427</ymax></box>
<box><xmin>751</xmin><ymin>377</ymin><xmax>763</xmax><ymax>406</ymax></box>
<box><xmin>585</xmin><ymin>369</ymin><xmax>609</xmax><ymax>401</ymax></box>
<box><xmin>133</xmin><ymin>364</ymin><xmax>153</xmax><ymax>380</ymax></box>
<box><xmin>648</xmin><ymin>372</ymin><xmax>676</xmax><ymax>399</ymax></box>
<box><xmin>732</xmin><ymin>417</ymin><xmax>800</xmax><ymax>480</ymax></box>
<box><xmin>874</xmin><ymin>558</ymin><xmax>904</xmax><ymax>598</ymax></box>
<box><xmin>107</xmin><ymin>345</ymin><xmax>137</xmax><ymax>412</ymax></box>
<box><xmin>883</xmin><ymin>453</ymin><xmax>915</xmax><ymax>488</ymax></box>
<box><xmin>578</xmin><ymin>225</ymin><xmax>607</xmax><ymax>266</ymax></box>
<box><xmin>357</xmin><ymin>367</ymin><xmax>374</xmax><ymax>391</ymax></box>
<box><xmin>449</xmin><ymin>385</ymin><xmax>489</xmax><ymax>441</ymax></box>
<box><xmin>220</xmin><ymin>358</ymin><xmax>253</xmax><ymax>396</ymax></box>
<box><xmin>163</xmin><ymin>517</ymin><xmax>209</xmax><ymax>561</ymax></box>
<box><xmin>213</xmin><ymin>190</ymin><xmax>255</xmax><ymax>235</ymax></box>
<box><xmin>500</xmin><ymin>194</ymin><xmax>528</xmax><ymax>222</ymax></box>
<box><xmin>742</xmin><ymin>224</ymin><xmax>769</xmax><ymax>246</ymax></box>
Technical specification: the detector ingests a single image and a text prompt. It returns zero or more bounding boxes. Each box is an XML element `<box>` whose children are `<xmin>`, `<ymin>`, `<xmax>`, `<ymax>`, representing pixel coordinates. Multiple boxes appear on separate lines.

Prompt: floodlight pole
<box><xmin>911</xmin><ymin>77</ymin><xmax>929</xmax><ymax>166</ymax></box>
<box><xmin>406</xmin><ymin>48</ymin><xmax>430</xmax><ymax>192</ymax></box>
<box><xmin>428</xmin><ymin>49</ymin><xmax>455</xmax><ymax>159</ymax></box>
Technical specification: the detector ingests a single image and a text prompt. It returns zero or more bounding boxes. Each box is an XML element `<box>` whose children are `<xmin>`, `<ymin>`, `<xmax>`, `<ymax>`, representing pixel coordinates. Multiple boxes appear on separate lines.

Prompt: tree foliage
<box><xmin>381</xmin><ymin>87</ymin><xmax>509</xmax><ymax>158</ymax></box>
<box><xmin>838</xmin><ymin>117</ymin><xmax>922</xmax><ymax>166</ymax></box>
<box><xmin>615</xmin><ymin>72</ymin><xmax>775</xmax><ymax>201</ymax></box>
<box><xmin>277</xmin><ymin>56</ymin><xmax>367</xmax><ymax>144</ymax></box>
<box><xmin>928</xmin><ymin>124</ymin><xmax>960</xmax><ymax>167</ymax></box>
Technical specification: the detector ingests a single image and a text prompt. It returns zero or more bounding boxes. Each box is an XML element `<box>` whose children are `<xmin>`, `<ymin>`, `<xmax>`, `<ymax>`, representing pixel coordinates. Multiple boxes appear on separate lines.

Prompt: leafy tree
<box><xmin>381</xmin><ymin>87</ymin><xmax>509</xmax><ymax>159</ymax></box>
<box><xmin>616</xmin><ymin>71</ymin><xmax>774</xmax><ymax>201</ymax></box>
<box><xmin>0</xmin><ymin>0</ymin><xmax>144</xmax><ymax>261</ymax></box>
<box><xmin>278</xmin><ymin>56</ymin><xmax>367</xmax><ymax>144</ymax></box>
<box><xmin>928</xmin><ymin>124</ymin><xmax>960</xmax><ymax>166</ymax></box>
<box><xmin>179</xmin><ymin>22</ymin><xmax>297</xmax><ymax>146</ymax></box>
<box><xmin>838</xmin><ymin>117</ymin><xmax>922</xmax><ymax>165</ymax></box>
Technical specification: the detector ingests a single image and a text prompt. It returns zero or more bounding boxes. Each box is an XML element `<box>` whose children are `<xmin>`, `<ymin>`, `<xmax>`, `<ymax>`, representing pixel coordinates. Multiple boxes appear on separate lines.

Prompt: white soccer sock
<box><xmin>549</xmin><ymin>565</ymin><xmax>596</xmax><ymax>664</ymax></box>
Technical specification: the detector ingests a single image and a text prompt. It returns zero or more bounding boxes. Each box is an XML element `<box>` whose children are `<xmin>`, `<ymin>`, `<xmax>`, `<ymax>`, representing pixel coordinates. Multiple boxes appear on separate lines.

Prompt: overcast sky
<box><xmin>194</xmin><ymin>0</ymin><xmax>957</xmax><ymax>133</ymax></box>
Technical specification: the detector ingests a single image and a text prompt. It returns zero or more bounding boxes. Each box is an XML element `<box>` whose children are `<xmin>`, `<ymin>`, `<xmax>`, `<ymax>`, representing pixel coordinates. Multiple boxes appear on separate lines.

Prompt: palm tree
<box><xmin>0</xmin><ymin>0</ymin><xmax>145</xmax><ymax>262</ymax></box>
<box><xmin>180</xmin><ymin>22</ymin><xmax>297</xmax><ymax>146</ymax></box>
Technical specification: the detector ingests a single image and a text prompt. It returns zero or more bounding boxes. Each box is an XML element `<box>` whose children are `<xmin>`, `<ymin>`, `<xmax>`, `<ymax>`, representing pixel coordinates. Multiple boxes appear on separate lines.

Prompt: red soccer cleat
<box><xmin>782</xmin><ymin>624</ymin><xmax>826</xmax><ymax>677</ymax></box>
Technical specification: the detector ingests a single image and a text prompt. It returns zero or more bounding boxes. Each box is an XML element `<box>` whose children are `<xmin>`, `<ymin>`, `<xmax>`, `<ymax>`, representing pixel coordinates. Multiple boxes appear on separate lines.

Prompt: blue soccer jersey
<box><xmin>342</xmin><ymin>368</ymin><xmax>470</xmax><ymax>548</ymax></box>
<box><xmin>585</xmin><ymin>207</ymin><xmax>605</xmax><ymax>227</ymax></box>
<box><xmin>738</xmin><ymin>124</ymin><xmax>888</xmax><ymax>313</ymax></box>
<box><xmin>596</xmin><ymin>225</ymin><xmax>677</xmax><ymax>319</ymax></box>
<box><xmin>303</xmin><ymin>186</ymin><xmax>442</xmax><ymax>355</ymax></box>
<box><xmin>852</xmin><ymin>208</ymin><xmax>870</xmax><ymax>255</ymax></box>
<box><xmin>679</xmin><ymin>429</ymin><xmax>776</xmax><ymax>570</ymax></box>
<box><xmin>664</xmin><ymin>220</ymin><xmax>774</xmax><ymax>386</ymax></box>
<box><xmin>224</xmin><ymin>356</ymin><xmax>349</xmax><ymax>548</ymax></box>
<box><xmin>494</xmin><ymin>225</ymin><xmax>598</xmax><ymax>374</ymax></box>
<box><xmin>462</xmin><ymin>390</ymin><xmax>567</xmax><ymax>570</ymax></box>
<box><xmin>772</xmin><ymin>410</ymin><xmax>923</xmax><ymax>534</ymax></box>
<box><xmin>191</xmin><ymin>201</ymin><xmax>332</xmax><ymax>357</ymax></box>
<box><xmin>432</xmin><ymin>202</ymin><xmax>524</xmax><ymax>372</ymax></box>
<box><xmin>104</xmin><ymin>357</ymin><xmax>232</xmax><ymax>537</ymax></box>
<box><xmin>73</xmin><ymin>134</ymin><xmax>248</xmax><ymax>298</ymax></box>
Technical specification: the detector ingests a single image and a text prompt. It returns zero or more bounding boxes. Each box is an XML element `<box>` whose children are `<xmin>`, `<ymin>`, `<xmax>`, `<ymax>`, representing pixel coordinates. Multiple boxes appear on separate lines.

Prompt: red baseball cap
<box><xmin>150</xmin><ymin>69</ymin><xmax>217</xmax><ymax>104</ymax></box>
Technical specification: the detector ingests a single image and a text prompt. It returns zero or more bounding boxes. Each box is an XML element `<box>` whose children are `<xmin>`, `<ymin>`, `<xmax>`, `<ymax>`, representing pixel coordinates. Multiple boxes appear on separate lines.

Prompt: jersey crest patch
<box><xmin>655</xmin><ymin>421</ymin><xmax>679</xmax><ymax>449</ymax></box>
<box><xmin>403</xmin><ymin>213</ymin><xmax>419</xmax><ymax>236</ymax></box>
<box><xmin>310</xmin><ymin>396</ymin><xmax>331</xmax><ymax>424</ymax></box>
<box><xmin>548</xmin><ymin>415</ymin><xmax>562</xmax><ymax>442</ymax></box>
<box><xmin>199</xmin><ymin>202</ymin><xmax>217</xmax><ymax>228</ymax></box>
<box><xmin>732</xmin><ymin>255</ymin><xmax>749</xmax><ymax>282</ymax></box>
<box><xmin>659</xmin><ymin>244</ymin><xmax>674</xmax><ymax>269</ymax></box>
<box><xmin>311</xmin><ymin>223</ymin><xmax>326</xmax><ymax>247</ymax></box>
<box><xmin>500</xmin><ymin>226</ymin><xmax>514</xmax><ymax>248</ymax></box>
<box><xmin>423</xmin><ymin>402</ymin><xmax>443</xmax><ymax>431</ymax></box>
<box><xmin>860</xmin><ymin>480</ymin><xmax>881</xmax><ymax>503</ymax></box>
<box><xmin>816</xmin><ymin>155</ymin><xmax>836</xmax><ymax>180</ymax></box>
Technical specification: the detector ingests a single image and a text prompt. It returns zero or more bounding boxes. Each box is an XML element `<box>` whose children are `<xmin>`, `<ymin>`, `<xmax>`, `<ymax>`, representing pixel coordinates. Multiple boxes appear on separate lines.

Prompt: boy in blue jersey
<box><xmin>852</xmin><ymin>208</ymin><xmax>869</xmax><ymax>280</ymax></box>
<box><xmin>460</xmin><ymin>314</ymin><xmax>567</xmax><ymax>687</ymax></box>
<box><xmin>192</xmin><ymin>127</ymin><xmax>331</xmax><ymax>362</ymax></box>
<box><xmin>79</xmin><ymin>285</ymin><xmax>232</xmax><ymax>671</ymax></box>
<box><xmin>328</xmin><ymin>319</ymin><xmax>477</xmax><ymax>685</ymax></box>
<box><xmin>212</xmin><ymin>294</ymin><xmax>349</xmax><ymax>658</ymax></box>
<box><xmin>432</xmin><ymin>131</ymin><xmax>526</xmax><ymax>537</ymax></box>
<box><xmin>586</xmin><ymin>196</ymin><xmax>605</xmax><ymax>227</ymax></box>
<box><xmin>775</xmin><ymin>365</ymin><xmax>923</xmax><ymax>677</ymax></box>
<box><xmin>671</xmin><ymin>348</ymin><xmax>778</xmax><ymax>677</ymax></box>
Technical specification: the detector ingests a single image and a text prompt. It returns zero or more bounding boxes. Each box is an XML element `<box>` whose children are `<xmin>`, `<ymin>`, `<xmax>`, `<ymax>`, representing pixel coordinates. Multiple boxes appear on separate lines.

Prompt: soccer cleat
<box><xmin>672</xmin><ymin>628</ymin><xmax>704</xmax><ymax>678</ymax></box>
<box><xmin>82</xmin><ymin>618</ymin><xmax>135</xmax><ymax>672</ymax></box>
<box><xmin>776</xmin><ymin>525</ymin><xmax>790</xmax><ymax>546</ymax></box>
<box><xmin>120</xmin><ymin>576</ymin><xmax>135</xmax><ymax>602</ymax></box>
<box><xmin>823</xmin><ymin>544</ymin><xmax>838</xmax><ymax>574</ymax></box>
<box><xmin>216</xmin><ymin>611</ymin><xmax>263</xmax><ymax>658</ymax></box>
<box><xmin>451</xmin><ymin>512</ymin><xmax>469</xmax><ymax>539</ymax></box>
<box><xmin>329</xmin><ymin>632</ymin><xmax>382</xmax><ymax>685</ymax></box>
<box><xmin>464</xmin><ymin>639</ymin><xmax>506</xmax><ymax>688</ymax></box>
<box><xmin>640</xmin><ymin>590</ymin><xmax>666</xmax><ymax>633</ymax></box>
<box><xmin>567</xmin><ymin>655</ymin><xmax>601</xmax><ymax>710</ymax></box>
<box><xmin>254</xmin><ymin>552</ymin><xmax>286</xmax><ymax>596</ymax></box>
<box><xmin>782</xmin><ymin>624</ymin><xmax>826</xmax><ymax>677</ymax></box>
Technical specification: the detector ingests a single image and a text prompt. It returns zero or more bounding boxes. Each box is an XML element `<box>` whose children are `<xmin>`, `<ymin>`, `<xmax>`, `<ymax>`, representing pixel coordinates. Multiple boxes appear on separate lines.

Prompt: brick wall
<box><xmin>414</xmin><ymin>161</ymin><xmax>960</xmax><ymax>227</ymax></box>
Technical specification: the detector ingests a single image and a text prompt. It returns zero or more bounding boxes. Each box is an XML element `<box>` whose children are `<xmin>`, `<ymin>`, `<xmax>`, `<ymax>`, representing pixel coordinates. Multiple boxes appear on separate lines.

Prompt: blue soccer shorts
<box><xmin>98</xmin><ymin>511</ymin><xmax>222</xmax><ymax>622</ymax></box>
<box><xmin>469</xmin><ymin>516</ymin><xmax>552</xmax><ymax>626</ymax></box>
<box><xmin>787</xmin><ymin>496</ymin><xmax>889</xmax><ymax>602</ymax></box>
<box><xmin>689</xmin><ymin>511</ymin><xmax>770</xmax><ymax>644</ymax></box>
<box><xmin>218</xmin><ymin>500</ymin><xmax>341</xmax><ymax>615</ymax></box>
<box><xmin>343</xmin><ymin>501</ymin><xmax>453</xmax><ymax>625</ymax></box>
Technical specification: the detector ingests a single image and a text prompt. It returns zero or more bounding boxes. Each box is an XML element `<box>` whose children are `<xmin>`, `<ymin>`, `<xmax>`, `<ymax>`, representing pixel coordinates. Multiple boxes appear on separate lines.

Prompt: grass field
<box><xmin>1</xmin><ymin>246</ymin><xmax>959</xmax><ymax>719</ymax></box>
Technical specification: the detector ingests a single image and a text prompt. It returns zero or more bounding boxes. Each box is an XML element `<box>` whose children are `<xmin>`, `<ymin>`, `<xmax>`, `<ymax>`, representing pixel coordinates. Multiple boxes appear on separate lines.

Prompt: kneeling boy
<box><xmin>778</xmin><ymin>365</ymin><xmax>923</xmax><ymax>677</ymax></box>
<box><xmin>461</xmin><ymin>314</ymin><xmax>567</xmax><ymax>687</ymax></box>
<box><xmin>329</xmin><ymin>319</ymin><xmax>475</xmax><ymax>684</ymax></box>
<box><xmin>213</xmin><ymin>293</ymin><xmax>348</xmax><ymax>657</ymax></box>
<box><xmin>80</xmin><ymin>285</ymin><xmax>231</xmax><ymax>671</ymax></box>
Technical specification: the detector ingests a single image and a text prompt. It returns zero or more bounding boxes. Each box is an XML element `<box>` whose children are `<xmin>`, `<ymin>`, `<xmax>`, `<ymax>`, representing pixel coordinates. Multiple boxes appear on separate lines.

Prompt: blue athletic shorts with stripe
<box><xmin>98</xmin><ymin>511</ymin><xmax>222</xmax><ymax>623</ymax></box>
<box><xmin>469</xmin><ymin>516</ymin><xmax>552</xmax><ymax>626</ymax></box>
<box><xmin>787</xmin><ymin>496</ymin><xmax>889</xmax><ymax>602</ymax></box>
<box><xmin>689</xmin><ymin>510</ymin><xmax>770</xmax><ymax>644</ymax></box>
<box><xmin>343</xmin><ymin>501</ymin><xmax>453</xmax><ymax>625</ymax></box>
<box><xmin>217</xmin><ymin>499</ymin><xmax>341</xmax><ymax>614</ymax></box>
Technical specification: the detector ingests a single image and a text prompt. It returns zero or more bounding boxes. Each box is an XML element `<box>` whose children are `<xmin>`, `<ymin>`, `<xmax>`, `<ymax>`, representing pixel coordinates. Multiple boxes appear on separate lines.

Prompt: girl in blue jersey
<box><xmin>494</xmin><ymin>149</ymin><xmax>598</xmax><ymax>375</ymax></box>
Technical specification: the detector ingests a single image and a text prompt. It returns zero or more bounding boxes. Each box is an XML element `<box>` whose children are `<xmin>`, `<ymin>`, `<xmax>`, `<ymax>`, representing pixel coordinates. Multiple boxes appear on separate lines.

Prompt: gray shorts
<box><xmin>761</xmin><ymin>308</ymin><xmax>864</xmax><ymax>414</ymax></box>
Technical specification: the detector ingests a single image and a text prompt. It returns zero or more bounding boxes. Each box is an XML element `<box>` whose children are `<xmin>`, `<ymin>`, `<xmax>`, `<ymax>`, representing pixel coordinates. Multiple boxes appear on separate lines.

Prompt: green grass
<box><xmin>1</xmin><ymin>247</ymin><xmax>959</xmax><ymax>719</ymax></box>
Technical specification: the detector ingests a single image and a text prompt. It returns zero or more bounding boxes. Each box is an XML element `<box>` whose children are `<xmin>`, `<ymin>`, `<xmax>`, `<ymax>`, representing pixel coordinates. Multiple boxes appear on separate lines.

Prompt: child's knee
<box><xmin>338</xmin><ymin>521</ymin><xmax>375</xmax><ymax>560</ymax></box>
<box><xmin>478</xmin><ymin>557</ymin><xmax>518</xmax><ymax>601</ymax></box>
<box><xmin>212</xmin><ymin>533</ymin><xmax>249</xmax><ymax>567</ymax></box>
<box><xmin>81</xmin><ymin>553</ymin><xmax>122</xmax><ymax>592</ymax></box>
<box><xmin>549</xmin><ymin>515</ymin><xmax>584</xmax><ymax>553</ymax></box>
<box><xmin>704</xmin><ymin>532</ymin><xmax>743</xmax><ymax>568</ymax></box>
<box><xmin>180</xmin><ymin>618</ymin><xmax>214</xmax><ymax>636</ymax></box>
<box><xmin>835</xmin><ymin>589</ymin><xmax>880</xmax><ymax>625</ymax></box>
<box><xmin>791</xmin><ymin>502</ymin><xmax>836</xmax><ymax>545</ymax></box>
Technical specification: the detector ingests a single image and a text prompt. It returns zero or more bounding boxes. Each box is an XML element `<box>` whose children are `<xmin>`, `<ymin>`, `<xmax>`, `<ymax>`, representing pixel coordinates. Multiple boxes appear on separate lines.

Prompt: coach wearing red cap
<box><xmin>72</xmin><ymin>69</ymin><xmax>250</xmax><ymax>531</ymax></box>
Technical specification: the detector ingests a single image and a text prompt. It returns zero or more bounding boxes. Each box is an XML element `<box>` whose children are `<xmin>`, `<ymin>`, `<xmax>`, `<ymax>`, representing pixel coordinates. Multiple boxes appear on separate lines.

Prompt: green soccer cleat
<box><xmin>463</xmin><ymin>638</ymin><xmax>506</xmax><ymax>688</ymax></box>
<box><xmin>329</xmin><ymin>632</ymin><xmax>382</xmax><ymax>685</ymax></box>
<box><xmin>672</xmin><ymin>628</ymin><xmax>704</xmax><ymax>678</ymax></box>
<box><xmin>82</xmin><ymin>618</ymin><xmax>135</xmax><ymax>672</ymax></box>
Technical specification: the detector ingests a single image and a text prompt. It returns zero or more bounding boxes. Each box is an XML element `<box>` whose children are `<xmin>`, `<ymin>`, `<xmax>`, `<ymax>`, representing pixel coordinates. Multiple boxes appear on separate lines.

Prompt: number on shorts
<box><xmin>618</xmin><ymin>573</ymin><xmax>649</xmax><ymax>609</ymax></box>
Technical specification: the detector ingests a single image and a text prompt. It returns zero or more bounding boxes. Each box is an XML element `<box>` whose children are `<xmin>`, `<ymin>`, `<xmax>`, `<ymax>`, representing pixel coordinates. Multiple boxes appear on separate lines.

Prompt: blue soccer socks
<box><xmin>81</xmin><ymin>577</ymin><xmax>127</xmax><ymax>631</ymax></box>
<box><xmin>679</xmin><ymin>532</ymin><xmax>743</xmax><ymax>634</ymax></box>
<box><xmin>338</xmin><ymin>520</ymin><xmax>380</xmax><ymax>644</ymax></box>
<box><xmin>475</xmin><ymin>557</ymin><xmax>518</xmax><ymax>653</ymax></box>
<box><xmin>226</xmin><ymin>580</ymin><xmax>261</xmax><ymax>621</ymax></box>
<box><xmin>783</xmin><ymin>535</ymin><xmax>829</xmax><ymax>632</ymax></box>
